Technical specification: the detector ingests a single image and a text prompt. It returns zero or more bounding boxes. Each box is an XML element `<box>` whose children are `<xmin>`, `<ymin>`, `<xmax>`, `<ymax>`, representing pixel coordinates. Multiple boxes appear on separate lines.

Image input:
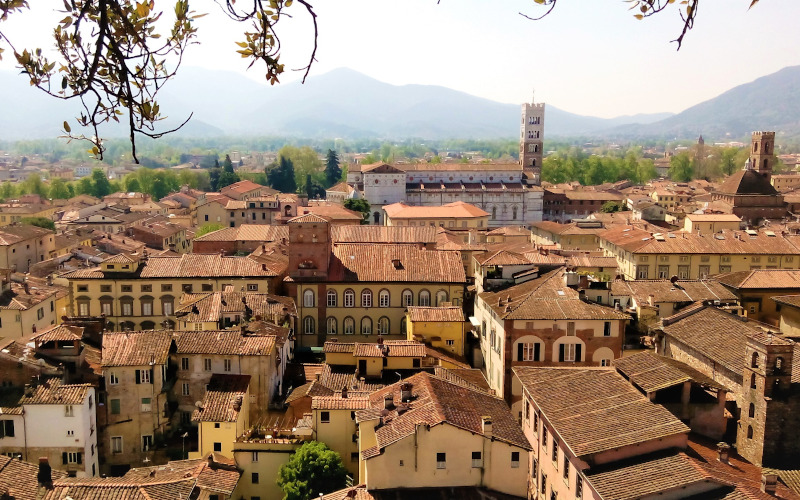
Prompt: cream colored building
<box><xmin>0</xmin><ymin>204</ymin><xmax>58</xmax><ymax>227</ymax></box>
<box><xmin>683</xmin><ymin>213</ymin><xmax>742</xmax><ymax>233</ymax></box>
<box><xmin>101</xmin><ymin>331</ymin><xmax>174</xmax><ymax>474</ymax></box>
<box><xmin>191</xmin><ymin>374</ymin><xmax>250</xmax><ymax>459</ymax></box>
<box><xmin>383</xmin><ymin>201</ymin><xmax>489</xmax><ymax>230</ymax></box>
<box><xmin>356</xmin><ymin>372</ymin><xmax>531</xmax><ymax>497</ymax></box>
<box><xmin>0</xmin><ymin>225</ymin><xmax>56</xmax><ymax>272</ymax></box>
<box><xmin>61</xmin><ymin>252</ymin><xmax>281</xmax><ymax>331</ymax></box>
<box><xmin>598</xmin><ymin>226</ymin><xmax>800</xmax><ymax>281</ymax></box>
<box><xmin>0</xmin><ymin>274</ymin><xmax>66</xmax><ymax>339</ymax></box>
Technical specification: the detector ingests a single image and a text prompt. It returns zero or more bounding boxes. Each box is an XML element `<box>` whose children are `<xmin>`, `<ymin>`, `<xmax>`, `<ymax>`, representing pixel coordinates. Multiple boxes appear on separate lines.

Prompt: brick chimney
<box><xmin>761</xmin><ymin>473</ymin><xmax>778</xmax><ymax>495</ymax></box>
<box><xmin>716</xmin><ymin>442</ymin><xmax>730</xmax><ymax>464</ymax></box>
<box><xmin>481</xmin><ymin>415</ymin><xmax>493</xmax><ymax>438</ymax></box>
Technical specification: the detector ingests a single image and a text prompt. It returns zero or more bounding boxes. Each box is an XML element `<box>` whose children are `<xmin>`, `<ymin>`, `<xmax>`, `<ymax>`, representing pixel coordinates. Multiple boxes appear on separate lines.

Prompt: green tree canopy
<box><xmin>325</xmin><ymin>149</ymin><xmax>342</xmax><ymax>187</ymax></box>
<box><xmin>20</xmin><ymin>217</ymin><xmax>55</xmax><ymax>231</ymax></box>
<box><xmin>344</xmin><ymin>198</ymin><xmax>371</xmax><ymax>225</ymax></box>
<box><xmin>196</xmin><ymin>223</ymin><xmax>224</xmax><ymax>237</ymax></box>
<box><xmin>91</xmin><ymin>168</ymin><xmax>112</xmax><ymax>197</ymax></box>
<box><xmin>266</xmin><ymin>156</ymin><xmax>298</xmax><ymax>193</ymax></box>
<box><xmin>276</xmin><ymin>441</ymin><xmax>347</xmax><ymax>500</ymax></box>
<box><xmin>19</xmin><ymin>173</ymin><xmax>48</xmax><ymax>197</ymax></box>
<box><xmin>48</xmin><ymin>177</ymin><xmax>71</xmax><ymax>200</ymax></box>
<box><xmin>668</xmin><ymin>152</ymin><xmax>694</xmax><ymax>182</ymax></box>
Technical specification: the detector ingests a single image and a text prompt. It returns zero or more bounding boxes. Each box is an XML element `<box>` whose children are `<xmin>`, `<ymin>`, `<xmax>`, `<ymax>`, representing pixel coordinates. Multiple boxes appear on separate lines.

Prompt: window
<box><xmin>541</xmin><ymin>473</ymin><xmax>547</xmax><ymax>495</ymax></box>
<box><xmin>379</xmin><ymin>289</ymin><xmax>390</xmax><ymax>307</ymax></box>
<box><xmin>552</xmin><ymin>441</ymin><xmax>558</xmax><ymax>463</ymax></box>
<box><xmin>563</xmin><ymin>456</ymin><xmax>569</xmax><ymax>478</ymax></box>
<box><xmin>344</xmin><ymin>317</ymin><xmax>355</xmax><ymax>335</ymax></box>
<box><xmin>65</xmin><ymin>405</ymin><xmax>74</xmax><ymax>417</ymax></box>
<box><xmin>303</xmin><ymin>289</ymin><xmax>315</xmax><ymax>307</ymax></box>
<box><xmin>361</xmin><ymin>317</ymin><xmax>372</xmax><ymax>335</ymax></box>
<box><xmin>142</xmin><ymin>435</ymin><xmax>153</xmax><ymax>451</ymax></box>
<box><xmin>749</xmin><ymin>403</ymin><xmax>755</xmax><ymax>418</ymax></box>
<box><xmin>751</xmin><ymin>352</ymin><xmax>760</xmax><ymax>368</ymax></box>
<box><xmin>110</xmin><ymin>399</ymin><xmax>121</xmax><ymax>414</ymax></box>
<box><xmin>247</xmin><ymin>283</ymin><xmax>258</xmax><ymax>291</ymax></box>
<box><xmin>161</xmin><ymin>284</ymin><xmax>172</xmax><ymax>292</ymax></box>
<box><xmin>519</xmin><ymin>342</ymin><xmax>539</xmax><ymax>361</ymax></box>
<box><xmin>141</xmin><ymin>398</ymin><xmax>152</xmax><ymax>412</ymax></box>
<box><xmin>137</xmin><ymin>369</ymin><xmax>151</xmax><ymax>384</ymax></box>
<box><xmin>747</xmin><ymin>425</ymin><xmax>753</xmax><ymax>439</ymax></box>
<box><xmin>361</xmin><ymin>289</ymin><xmax>373</xmax><ymax>308</ymax></box>
<box><xmin>121</xmin><ymin>300</ymin><xmax>132</xmax><ymax>316</ymax></box>
<box><xmin>560</xmin><ymin>343</ymin><xmax>579</xmax><ymax>362</ymax></box>
<box><xmin>327</xmin><ymin>290</ymin><xmax>337</xmax><ymax>307</ymax></box>
<box><xmin>121</xmin><ymin>285</ymin><xmax>132</xmax><ymax>293</ymax></box>
<box><xmin>182</xmin><ymin>383</ymin><xmax>190</xmax><ymax>396</ymax></box>
<box><xmin>111</xmin><ymin>436</ymin><xmax>123</xmax><ymax>454</ymax></box>
<box><xmin>603</xmin><ymin>322</ymin><xmax>611</xmax><ymax>337</ymax></box>
<box><xmin>344</xmin><ymin>289</ymin><xmax>355</xmax><ymax>308</ymax></box>
<box><xmin>320</xmin><ymin>411</ymin><xmax>330</xmax><ymax>423</ymax></box>
<box><xmin>100</xmin><ymin>300</ymin><xmax>112</xmax><ymax>316</ymax></box>
<box><xmin>637</xmin><ymin>266</ymin><xmax>649</xmax><ymax>279</ymax></box>
<box><xmin>303</xmin><ymin>316</ymin><xmax>315</xmax><ymax>335</ymax></box>
<box><xmin>204</xmin><ymin>358</ymin><xmax>212</xmax><ymax>371</ymax></box>
<box><xmin>327</xmin><ymin>317</ymin><xmax>337</xmax><ymax>335</ymax></box>
<box><xmin>378</xmin><ymin>317</ymin><xmax>390</xmax><ymax>335</ymax></box>
<box><xmin>141</xmin><ymin>284</ymin><xmax>152</xmax><ymax>292</ymax></box>
<box><xmin>252</xmin><ymin>451</ymin><xmax>259</xmax><ymax>462</ymax></box>
<box><xmin>436</xmin><ymin>452</ymin><xmax>446</xmax><ymax>469</ymax></box>
<box><xmin>251</xmin><ymin>472</ymin><xmax>259</xmax><ymax>484</ymax></box>
<box><xmin>77</xmin><ymin>285</ymin><xmax>88</xmax><ymax>292</ymax></box>
<box><xmin>100</xmin><ymin>285</ymin><xmax>112</xmax><ymax>293</ymax></box>
<box><xmin>542</xmin><ymin>427</ymin><xmax>548</xmax><ymax>447</ymax></box>
<box><xmin>436</xmin><ymin>290</ymin><xmax>448</xmax><ymax>306</ymax></box>
<box><xmin>109</xmin><ymin>372</ymin><xmax>119</xmax><ymax>385</ymax></box>
<box><xmin>472</xmin><ymin>451</ymin><xmax>482</xmax><ymax>468</ymax></box>
<box><xmin>402</xmin><ymin>289</ymin><xmax>413</xmax><ymax>307</ymax></box>
<box><xmin>181</xmin><ymin>357</ymin><xmax>189</xmax><ymax>370</ymax></box>
<box><xmin>512</xmin><ymin>451</ymin><xmax>520</xmax><ymax>468</ymax></box>
<box><xmin>214</xmin><ymin>442</ymin><xmax>222</xmax><ymax>452</ymax></box>
<box><xmin>419</xmin><ymin>290</ymin><xmax>431</xmax><ymax>306</ymax></box>
<box><xmin>141</xmin><ymin>298</ymin><xmax>153</xmax><ymax>316</ymax></box>
<box><xmin>224</xmin><ymin>359</ymin><xmax>232</xmax><ymax>372</ymax></box>
<box><xmin>446</xmin><ymin>339</ymin><xmax>455</xmax><ymax>347</ymax></box>
<box><xmin>576</xmin><ymin>476</ymin><xmax>583</xmax><ymax>499</ymax></box>
<box><xmin>161</xmin><ymin>296</ymin><xmax>174</xmax><ymax>316</ymax></box>
<box><xmin>751</xmin><ymin>373</ymin><xmax>757</xmax><ymax>389</ymax></box>
<box><xmin>0</xmin><ymin>420</ymin><xmax>14</xmax><ymax>438</ymax></box>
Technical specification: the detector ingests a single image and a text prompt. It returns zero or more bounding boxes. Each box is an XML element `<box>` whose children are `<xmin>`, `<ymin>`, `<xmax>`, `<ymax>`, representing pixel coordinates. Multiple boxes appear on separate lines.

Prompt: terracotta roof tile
<box><xmin>353</xmin><ymin>341</ymin><xmax>427</xmax><ymax>358</ymax></box>
<box><xmin>329</xmin><ymin>244</ymin><xmax>465</xmax><ymax>283</ymax></box>
<box><xmin>331</xmin><ymin>225</ymin><xmax>437</xmax><ymax>244</ymax></box>
<box><xmin>0</xmin><ymin>455</ymin><xmax>67</xmax><ymax>500</ymax></box>
<box><xmin>614</xmin><ymin>351</ymin><xmax>728</xmax><ymax>392</ymax></box>
<box><xmin>514</xmin><ymin>367</ymin><xmax>689</xmax><ymax>457</ymax></box>
<box><xmin>192</xmin><ymin>374</ymin><xmax>250</xmax><ymax>422</ymax></box>
<box><xmin>311</xmin><ymin>396</ymin><xmax>371</xmax><ymax>410</ymax></box>
<box><xmin>174</xmin><ymin>330</ymin><xmax>275</xmax><ymax>356</ymax></box>
<box><xmin>716</xmin><ymin>270</ymin><xmax>800</xmax><ymax>290</ymax></box>
<box><xmin>611</xmin><ymin>279</ymin><xmax>737</xmax><ymax>305</ymax></box>
<box><xmin>102</xmin><ymin>331</ymin><xmax>173</xmax><ymax>366</ymax></box>
<box><xmin>30</xmin><ymin>324</ymin><xmax>83</xmax><ymax>343</ymax></box>
<box><xmin>407</xmin><ymin>306</ymin><xmax>464</xmax><ymax>323</ymax></box>
<box><xmin>474</xmin><ymin>250</ymin><xmax>533</xmax><ymax>266</ymax></box>
<box><xmin>600</xmin><ymin>227</ymin><xmax>800</xmax><ymax>255</ymax></box>
<box><xmin>383</xmin><ymin>201</ymin><xmax>488</xmax><ymax>219</ymax></box>
<box><xmin>717</xmin><ymin>169</ymin><xmax>779</xmax><ymax>196</ymax></box>
<box><xmin>63</xmin><ymin>254</ymin><xmax>278</xmax><ymax>279</ymax></box>
<box><xmin>176</xmin><ymin>291</ymin><xmax>295</xmax><ymax>324</ymax></box>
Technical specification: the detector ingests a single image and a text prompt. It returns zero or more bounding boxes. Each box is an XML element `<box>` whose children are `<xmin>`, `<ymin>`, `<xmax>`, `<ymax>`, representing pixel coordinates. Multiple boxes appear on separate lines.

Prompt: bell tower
<box><xmin>520</xmin><ymin>92</ymin><xmax>545</xmax><ymax>187</ymax></box>
<box><xmin>737</xmin><ymin>332</ymin><xmax>794</xmax><ymax>466</ymax></box>
<box><xmin>750</xmin><ymin>131</ymin><xmax>776</xmax><ymax>183</ymax></box>
<box><xmin>287</xmin><ymin>213</ymin><xmax>331</xmax><ymax>281</ymax></box>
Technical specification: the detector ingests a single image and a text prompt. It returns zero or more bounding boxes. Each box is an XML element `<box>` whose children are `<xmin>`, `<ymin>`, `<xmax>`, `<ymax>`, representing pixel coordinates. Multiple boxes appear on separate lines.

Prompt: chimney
<box><xmin>481</xmin><ymin>416</ymin><xmax>493</xmax><ymax>438</ymax></box>
<box><xmin>24</xmin><ymin>384</ymin><xmax>33</xmax><ymax>397</ymax></box>
<box><xmin>207</xmin><ymin>453</ymin><xmax>217</xmax><ymax>469</ymax></box>
<box><xmin>37</xmin><ymin>457</ymin><xmax>52</xmax><ymax>487</ymax></box>
<box><xmin>648</xmin><ymin>294</ymin><xmax>655</xmax><ymax>307</ymax></box>
<box><xmin>377</xmin><ymin>336</ymin><xmax>384</xmax><ymax>345</ymax></box>
<box><xmin>400</xmin><ymin>382</ymin><xmax>413</xmax><ymax>402</ymax></box>
<box><xmin>716</xmin><ymin>442</ymin><xmax>731</xmax><ymax>464</ymax></box>
<box><xmin>23</xmin><ymin>280</ymin><xmax>29</xmax><ymax>294</ymax></box>
<box><xmin>384</xmin><ymin>393</ymin><xmax>394</xmax><ymax>410</ymax></box>
<box><xmin>761</xmin><ymin>473</ymin><xmax>778</xmax><ymax>495</ymax></box>
<box><xmin>341</xmin><ymin>386</ymin><xmax>348</xmax><ymax>399</ymax></box>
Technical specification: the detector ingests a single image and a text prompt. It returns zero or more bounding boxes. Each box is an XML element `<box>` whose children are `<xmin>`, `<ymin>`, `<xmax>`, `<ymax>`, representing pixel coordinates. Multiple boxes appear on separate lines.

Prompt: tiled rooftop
<box><xmin>407</xmin><ymin>306</ymin><xmax>465</xmax><ymax>323</ymax></box>
<box><xmin>102</xmin><ymin>331</ymin><xmax>173</xmax><ymax>367</ymax></box>
<box><xmin>329</xmin><ymin>244</ymin><xmax>466</xmax><ymax>283</ymax></box>
<box><xmin>192</xmin><ymin>374</ymin><xmax>250</xmax><ymax>423</ymax></box>
<box><xmin>174</xmin><ymin>330</ymin><xmax>276</xmax><ymax>356</ymax></box>
<box><xmin>614</xmin><ymin>351</ymin><xmax>728</xmax><ymax>393</ymax></box>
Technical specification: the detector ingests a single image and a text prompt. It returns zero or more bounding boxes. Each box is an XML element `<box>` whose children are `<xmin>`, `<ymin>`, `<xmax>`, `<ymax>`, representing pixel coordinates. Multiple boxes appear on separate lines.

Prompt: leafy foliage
<box><xmin>196</xmin><ymin>223</ymin><xmax>223</xmax><ymax>237</ymax></box>
<box><xmin>344</xmin><ymin>198</ymin><xmax>371</xmax><ymax>224</ymax></box>
<box><xmin>20</xmin><ymin>217</ymin><xmax>55</xmax><ymax>231</ymax></box>
<box><xmin>91</xmin><ymin>168</ymin><xmax>112</xmax><ymax>198</ymax></box>
<box><xmin>668</xmin><ymin>152</ymin><xmax>694</xmax><ymax>182</ymax></box>
<box><xmin>601</xmin><ymin>201</ymin><xmax>628</xmax><ymax>213</ymax></box>
<box><xmin>266</xmin><ymin>156</ymin><xmax>298</xmax><ymax>193</ymax></box>
<box><xmin>276</xmin><ymin>441</ymin><xmax>347</xmax><ymax>500</ymax></box>
<box><xmin>541</xmin><ymin>148</ymin><xmax>657</xmax><ymax>185</ymax></box>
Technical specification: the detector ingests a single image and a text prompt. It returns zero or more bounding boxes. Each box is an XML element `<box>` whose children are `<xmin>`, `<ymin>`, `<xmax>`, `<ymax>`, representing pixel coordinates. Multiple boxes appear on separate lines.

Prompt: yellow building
<box><xmin>406</xmin><ymin>306</ymin><xmax>466</xmax><ymax>357</ymax></box>
<box><xmin>0</xmin><ymin>271</ymin><xmax>67</xmax><ymax>338</ymax></box>
<box><xmin>192</xmin><ymin>374</ymin><xmax>250</xmax><ymax>459</ymax></box>
<box><xmin>356</xmin><ymin>372</ymin><xmax>531</xmax><ymax>496</ymax></box>
<box><xmin>0</xmin><ymin>204</ymin><xmax>58</xmax><ymax>226</ymax></box>
<box><xmin>196</xmin><ymin>194</ymin><xmax>233</xmax><ymax>226</ymax></box>
<box><xmin>598</xmin><ymin>226</ymin><xmax>800</xmax><ymax>281</ymax></box>
<box><xmin>312</xmin><ymin>392</ymin><xmax>370</xmax><ymax>475</ymax></box>
<box><xmin>102</xmin><ymin>331</ymin><xmax>174</xmax><ymax>474</ymax></box>
<box><xmin>529</xmin><ymin>219</ymin><xmax>606</xmax><ymax>251</ymax></box>
<box><xmin>324</xmin><ymin>340</ymin><xmax>427</xmax><ymax>378</ymax></box>
<box><xmin>61</xmin><ymin>252</ymin><xmax>281</xmax><ymax>331</ymax></box>
<box><xmin>773</xmin><ymin>295</ymin><xmax>800</xmax><ymax>337</ymax></box>
<box><xmin>0</xmin><ymin>225</ymin><xmax>56</xmax><ymax>273</ymax></box>
<box><xmin>683</xmin><ymin>213</ymin><xmax>742</xmax><ymax>233</ymax></box>
<box><xmin>287</xmin><ymin>214</ymin><xmax>466</xmax><ymax>350</ymax></box>
<box><xmin>382</xmin><ymin>201</ymin><xmax>489</xmax><ymax>230</ymax></box>
<box><xmin>650</xmin><ymin>189</ymin><xmax>691</xmax><ymax>210</ymax></box>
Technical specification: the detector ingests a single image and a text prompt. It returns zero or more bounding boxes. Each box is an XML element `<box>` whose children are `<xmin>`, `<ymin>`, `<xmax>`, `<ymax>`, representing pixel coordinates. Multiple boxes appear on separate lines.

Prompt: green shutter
<box><xmin>110</xmin><ymin>399</ymin><xmax>121</xmax><ymax>414</ymax></box>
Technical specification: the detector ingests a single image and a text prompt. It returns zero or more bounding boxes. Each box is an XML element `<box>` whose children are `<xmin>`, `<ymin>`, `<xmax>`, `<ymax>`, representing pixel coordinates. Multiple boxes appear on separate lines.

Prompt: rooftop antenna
<box><xmin>531</xmin><ymin>88</ymin><xmax>535</xmax><ymax>104</ymax></box>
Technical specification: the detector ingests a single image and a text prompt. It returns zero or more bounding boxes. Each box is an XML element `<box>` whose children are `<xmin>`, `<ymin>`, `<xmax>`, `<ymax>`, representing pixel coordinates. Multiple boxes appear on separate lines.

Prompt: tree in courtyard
<box><xmin>601</xmin><ymin>201</ymin><xmax>627</xmax><ymax>213</ymax></box>
<box><xmin>668</xmin><ymin>152</ymin><xmax>694</xmax><ymax>182</ymax></box>
<box><xmin>325</xmin><ymin>149</ymin><xmax>342</xmax><ymax>187</ymax></box>
<box><xmin>20</xmin><ymin>217</ymin><xmax>55</xmax><ymax>231</ymax></box>
<box><xmin>196</xmin><ymin>223</ymin><xmax>223</xmax><ymax>237</ymax></box>
<box><xmin>19</xmin><ymin>173</ymin><xmax>48</xmax><ymax>197</ymax></box>
<box><xmin>276</xmin><ymin>441</ymin><xmax>347</xmax><ymax>500</ymax></box>
<box><xmin>344</xmin><ymin>198</ymin><xmax>371</xmax><ymax>224</ymax></box>
<box><xmin>91</xmin><ymin>168</ymin><xmax>112</xmax><ymax>198</ymax></box>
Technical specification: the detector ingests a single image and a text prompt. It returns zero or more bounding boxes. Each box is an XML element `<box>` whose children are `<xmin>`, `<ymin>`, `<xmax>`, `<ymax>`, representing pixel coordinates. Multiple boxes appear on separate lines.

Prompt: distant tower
<box><xmin>737</xmin><ymin>333</ymin><xmax>794</xmax><ymax>467</ymax></box>
<box><xmin>287</xmin><ymin>214</ymin><xmax>330</xmax><ymax>281</ymax></box>
<box><xmin>520</xmin><ymin>92</ymin><xmax>545</xmax><ymax>186</ymax></box>
<box><xmin>750</xmin><ymin>131</ymin><xmax>776</xmax><ymax>183</ymax></box>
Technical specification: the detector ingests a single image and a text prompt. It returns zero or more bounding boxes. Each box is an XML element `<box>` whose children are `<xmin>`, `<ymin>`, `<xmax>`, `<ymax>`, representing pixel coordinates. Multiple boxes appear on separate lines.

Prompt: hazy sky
<box><xmin>2</xmin><ymin>1</ymin><xmax>799</xmax><ymax>118</ymax></box>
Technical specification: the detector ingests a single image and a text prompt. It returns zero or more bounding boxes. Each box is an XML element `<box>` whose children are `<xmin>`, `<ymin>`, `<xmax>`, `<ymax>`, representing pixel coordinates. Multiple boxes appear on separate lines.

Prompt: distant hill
<box><xmin>611</xmin><ymin>65</ymin><xmax>800</xmax><ymax>140</ymax></box>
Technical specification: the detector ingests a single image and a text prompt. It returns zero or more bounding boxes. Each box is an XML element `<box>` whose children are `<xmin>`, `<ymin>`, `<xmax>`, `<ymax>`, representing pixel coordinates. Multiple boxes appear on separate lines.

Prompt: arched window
<box><xmin>120</xmin><ymin>321</ymin><xmax>135</xmax><ymax>331</ymax></box>
<box><xmin>343</xmin><ymin>317</ymin><xmax>355</xmax><ymax>335</ymax></box>
<box><xmin>747</xmin><ymin>425</ymin><xmax>754</xmax><ymax>439</ymax></box>
<box><xmin>748</xmin><ymin>403</ymin><xmax>755</xmax><ymax>418</ymax></box>
<box><xmin>435</xmin><ymin>290</ymin><xmax>448</xmax><ymax>306</ymax></box>
<box><xmin>492</xmin><ymin>207</ymin><xmax>497</xmax><ymax>219</ymax></box>
<box><xmin>402</xmin><ymin>289</ymin><xmax>413</xmax><ymax>307</ymax></box>
<box><xmin>751</xmin><ymin>352</ymin><xmax>759</xmax><ymax>368</ymax></box>
<box><xmin>378</xmin><ymin>317</ymin><xmax>390</xmax><ymax>335</ymax></box>
<box><xmin>119</xmin><ymin>296</ymin><xmax>134</xmax><ymax>317</ymax></box>
<box><xmin>361</xmin><ymin>317</ymin><xmax>372</xmax><ymax>335</ymax></box>
<box><xmin>373</xmin><ymin>211</ymin><xmax>380</xmax><ymax>224</ymax></box>
<box><xmin>303</xmin><ymin>316</ymin><xmax>315</xmax><ymax>335</ymax></box>
<box><xmin>379</xmin><ymin>289</ymin><xmax>390</xmax><ymax>308</ymax></box>
<box><xmin>99</xmin><ymin>296</ymin><xmax>114</xmax><ymax>317</ymax></box>
<box><xmin>765</xmin><ymin>142</ymin><xmax>770</xmax><ymax>154</ymax></box>
<box><xmin>751</xmin><ymin>373</ymin><xmax>757</xmax><ymax>389</ymax></box>
<box><xmin>400</xmin><ymin>317</ymin><xmax>408</xmax><ymax>335</ymax></box>
<box><xmin>513</xmin><ymin>206</ymin><xmax>518</xmax><ymax>220</ymax></box>
<box><xmin>764</xmin><ymin>159</ymin><xmax>769</xmax><ymax>170</ymax></box>
<box><xmin>754</xmin><ymin>142</ymin><xmax>759</xmax><ymax>153</ymax></box>
<box><xmin>326</xmin><ymin>317</ymin><xmax>337</xmax><ymax>335</ymax></box>
<box><xmin>361</xmin><ymin>289</ymin><xmax>373</xmax><ymax>308</ymax></box>
<box><xmin>419</xmin><ymin>290</ymin><xmax>431</xmax><ymax>307</ymax></box>
<box><xmin>140</xmin><ymin>295</ymin><xmax>154</xmax><ymax>316</ymax></box>
<box><xmin>161</xmin><ymin>295</ymin><xmax>174</xmax><ymax>316</ymax></box>
<box><xmin>344</xmin><ymin>289</ymin><xmax>355</xmax><ymax>308</ymax></box>
<box><xmin>140</xmin><ymin>321</ymin><xmax>155</xmax><ymax>330</ymax></box>
<box><xmin>327</xmin><ymin>290</ymin><xmax>337</xmax><ymax>307</ymax></box>
<box><xmin>303</xmin><ymin>289</ymin><xmax>315</xmax><ymax>308</ymax></box>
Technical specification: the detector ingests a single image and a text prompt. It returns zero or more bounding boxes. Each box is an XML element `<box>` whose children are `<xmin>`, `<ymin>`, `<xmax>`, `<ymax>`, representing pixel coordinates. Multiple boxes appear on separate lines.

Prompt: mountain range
<box><xmin>1</xmin><ymin>65</ymin><xmax>799</xmax><ymax>141</ymax></box>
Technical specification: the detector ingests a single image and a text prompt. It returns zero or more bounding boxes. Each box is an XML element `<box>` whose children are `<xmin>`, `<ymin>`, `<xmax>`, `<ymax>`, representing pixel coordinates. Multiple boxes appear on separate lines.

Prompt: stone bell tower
<box><xmin>750</xmin><ymin>131</ymin><xmax>776</xmax><ymax>183</ymax></box>
<box><xmin>520</xmin><ymin>92</ymin><xmax>545</xmax><ymax>186</ymax></box>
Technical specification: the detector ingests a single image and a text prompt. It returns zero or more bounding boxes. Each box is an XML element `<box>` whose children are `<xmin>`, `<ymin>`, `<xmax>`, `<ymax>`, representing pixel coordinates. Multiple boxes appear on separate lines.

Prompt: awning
<box><xmin>468</xmin><ymin>316</ymin><xmax>480</xmax><ymax>327</ymax></box>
